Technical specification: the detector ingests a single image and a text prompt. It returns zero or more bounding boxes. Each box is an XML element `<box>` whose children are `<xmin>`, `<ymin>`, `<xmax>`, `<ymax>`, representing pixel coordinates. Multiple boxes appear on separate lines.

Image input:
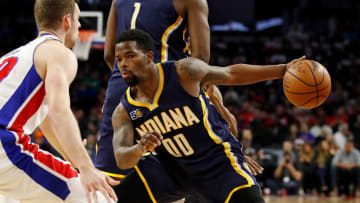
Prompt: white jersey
<box><xmin>0</xmin><ymin>34</ymin><xmax>58</xmax><ymax>134</ymax></box>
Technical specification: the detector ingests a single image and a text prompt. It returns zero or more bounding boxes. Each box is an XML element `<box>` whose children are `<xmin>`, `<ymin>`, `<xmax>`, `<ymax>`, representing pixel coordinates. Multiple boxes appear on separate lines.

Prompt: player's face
<box><xmin>115</xmin><ymin>41</ymin><xmax>149</xmax><ymax>87</ymax></box>
<box><xmin>65</xmin><ymin>4</ymin><xmax>81</xmax><ymax>48</ymax></box>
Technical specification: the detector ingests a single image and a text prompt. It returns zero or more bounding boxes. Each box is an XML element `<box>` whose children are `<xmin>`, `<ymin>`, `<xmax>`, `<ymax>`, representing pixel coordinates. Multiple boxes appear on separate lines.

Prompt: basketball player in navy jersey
<box><xmin>111</xmin><ymin>29</ymin><xmax>305</xmax><ymax>202</ymax></box>
<box><xmin>96</xmin><ymin>0</ymin><xmax>263</xmax><ymax>182</ymax></box>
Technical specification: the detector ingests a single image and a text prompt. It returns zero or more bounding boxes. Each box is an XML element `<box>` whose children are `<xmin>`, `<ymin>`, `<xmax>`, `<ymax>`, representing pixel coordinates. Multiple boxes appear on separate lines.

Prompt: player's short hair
<box><xmin>34</xmin><ymin>0</ymin><xmax>79</xmax><ymax>30</ymax></box>
<box><xmin>116</xmin><ymin>29</ymin><xmax>155</xmax><ymax>53</ymax></box>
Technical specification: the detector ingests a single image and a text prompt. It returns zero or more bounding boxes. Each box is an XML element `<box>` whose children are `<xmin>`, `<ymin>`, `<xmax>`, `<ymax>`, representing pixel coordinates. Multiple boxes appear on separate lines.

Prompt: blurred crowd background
<box><xmin>2</xmin><ymin>0</ymin><xmax>360</xmax><ymax>198</ymax></box>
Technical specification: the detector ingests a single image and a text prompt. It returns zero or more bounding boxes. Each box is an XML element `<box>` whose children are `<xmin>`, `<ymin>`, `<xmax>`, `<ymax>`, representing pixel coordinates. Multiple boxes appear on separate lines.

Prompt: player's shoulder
<box><xmin>37</xmin><ymin>39</ymin><xmax>76</xmax><ymax>62</ymax></box>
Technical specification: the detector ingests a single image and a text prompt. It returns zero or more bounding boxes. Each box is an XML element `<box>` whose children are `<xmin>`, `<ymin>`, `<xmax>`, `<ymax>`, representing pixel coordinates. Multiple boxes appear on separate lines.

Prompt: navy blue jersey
<box><xmin>113</xmin><ymin>0</ymin><xmax>188</xmax><ymax>75</ymax></box>
<box><xmin>95</xmin><ymin>0</ymin><xmax>189</xmax><ymax>176</ymax></box>
<box><xmin>120</xmin><ymin>62</ymin><xmax>257</xmax><ymax>198</ymax></box>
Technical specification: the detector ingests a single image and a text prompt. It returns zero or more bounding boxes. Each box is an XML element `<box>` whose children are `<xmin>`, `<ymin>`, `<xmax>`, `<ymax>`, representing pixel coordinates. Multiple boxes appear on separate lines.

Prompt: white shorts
<box><xmin>0</xmin><ymin>129</ymin><xmax>111</xmax><ymax>203</ymax></box>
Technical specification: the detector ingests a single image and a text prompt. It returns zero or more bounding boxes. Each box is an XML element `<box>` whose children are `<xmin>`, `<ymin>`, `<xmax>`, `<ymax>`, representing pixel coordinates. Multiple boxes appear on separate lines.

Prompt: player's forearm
<box><xmin>114</xmin><ymin>145</ymin><xmax>144</xmax><ymax>169</ymax></box>
<box><xmin>48</xmin><ymin>108</ymin><xmax>94</xmax><ymax>169</ymax></box>
<box><xmin>224</xmin><ymin>64</ymin><xmax>286</xmax><ymax>85</ymax></box>
<box><xmin>40</xmin><ymin>117</ymin><xmax>72</xmax><ymax>162</ymax></box>
<box><xmin>43</xmin><ymin>129</ymin><xmax>72</xmax><ymax>162</ymax></box>
<box><xmin>212</xmin><ymin>100</ymin><xmax>237</xmax><ymax>136</ymax></box>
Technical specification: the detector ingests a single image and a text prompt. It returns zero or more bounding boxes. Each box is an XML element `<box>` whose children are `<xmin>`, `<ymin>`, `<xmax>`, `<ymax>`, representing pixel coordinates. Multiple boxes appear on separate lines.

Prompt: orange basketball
<box><xmin>283</xmin><ymin>60</ymin><xmax>331</xmax><ymax>109</ymax></box>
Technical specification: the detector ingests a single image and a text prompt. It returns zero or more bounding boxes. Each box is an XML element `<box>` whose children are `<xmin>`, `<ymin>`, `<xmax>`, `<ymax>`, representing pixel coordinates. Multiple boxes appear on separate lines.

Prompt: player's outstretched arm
<box><xmin>112</xmin><ymin>103</ymin><xmax>163</xmax><ymax>169</ymax></box>
<box><xmin>176</xmin><ymin>57</ymin><xmax>306</xmax><ymax>96</ymax></box>
<box><xmin>104</xmin><ymin>0</ymin><xmax>117</xmax><ymax>70</ymax></box>
<box><xmin>39</xmin><ymin>41</ymin><xmax>118</xmax><ymax>203</ymax></box>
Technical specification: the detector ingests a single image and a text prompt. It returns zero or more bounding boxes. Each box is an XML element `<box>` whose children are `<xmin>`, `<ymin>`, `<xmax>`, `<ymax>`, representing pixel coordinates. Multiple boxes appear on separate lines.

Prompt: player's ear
<box><xmin>63</xmin><ymin>14</ymin><xmax>72</xmax><ymax>31</ymax></box>
<box><xmin>145</xmin><ymin>51</ymin><xmax>154</xmax><ymax>64</ymax></box>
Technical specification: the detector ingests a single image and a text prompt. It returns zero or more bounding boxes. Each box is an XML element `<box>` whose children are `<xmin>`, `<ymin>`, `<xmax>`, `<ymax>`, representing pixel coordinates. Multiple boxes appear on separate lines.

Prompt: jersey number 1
<box><xmin>130</xmin><ymin>2</ymin><xmax>142</xmax><ymax>29</ymax></box>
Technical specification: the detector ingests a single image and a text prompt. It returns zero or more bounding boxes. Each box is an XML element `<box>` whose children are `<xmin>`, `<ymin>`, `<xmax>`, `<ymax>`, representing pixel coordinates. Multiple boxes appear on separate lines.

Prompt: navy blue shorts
<box><xmin>133</xmin><ymin>147</ymin><xmax>259</xmax><ymax>203</ymax></box>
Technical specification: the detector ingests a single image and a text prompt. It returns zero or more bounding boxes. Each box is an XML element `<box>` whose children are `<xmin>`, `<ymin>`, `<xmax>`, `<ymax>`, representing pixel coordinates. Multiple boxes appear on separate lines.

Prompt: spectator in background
<box><xmin>299</xmin><ymin>142</ymin><xmax>316</xmax><ymax>194</ymax></box>
<box><xmin>332</xmin><ymin>139</ymin><xmax>360</xmax><ymax>198</ymax></box>
<box><xmin>32</xmin><ymin>128</ymin><xmax>52</xmax><ymax>152</ymax></box>
<box><xmin>299</xmin><ymin>122</ymin><xmax>314</xmax><ymax>143</ymax></box>
<box><xmin>286</xmin><ymin>123</ymin><xmax>299</xmax><ymax>142</ymax></box>
<box><xmin>241</xmin><ymin>129</ymin><xmax>254</xmax><ymax>155</ymax></box>
<box><xmin>268</xmin><ymin>141</ymin><xmax>302</xmax><ymax>195</ymax></box>
<box><xmin>85</xmin><ymin>133</ymin><xmax>98</xmax><ymax>162</ymax></box>
<box><xmin>313</xmin><ymin>140</ymin><xmax>333</xmax><ymax>196</ymax></box>
<box><xmin>334</xmin><ymin>123</ymin><xmax>353</xmax><ymax>149</ymax></box>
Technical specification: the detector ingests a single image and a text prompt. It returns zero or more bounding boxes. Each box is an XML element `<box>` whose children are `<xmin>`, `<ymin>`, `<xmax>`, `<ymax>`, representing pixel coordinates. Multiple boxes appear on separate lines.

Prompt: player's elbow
<box><xmin>191</xmin><ymin>49</ymin><xmax>210</xmax><ymax>63</ymax></box>
<box><xmin>114</xmin><ymin>156</ymin><xmax>132</xmax><ymax>170</ymax></box>
<box><xmin>114</xmin><ymin>149</ymin><xmax>134</xmax><ymax>170</ymax></box>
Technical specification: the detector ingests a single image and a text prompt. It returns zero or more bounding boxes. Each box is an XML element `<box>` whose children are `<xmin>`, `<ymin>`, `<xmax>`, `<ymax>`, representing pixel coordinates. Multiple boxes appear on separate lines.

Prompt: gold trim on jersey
<box><xmin>161</xmin><ymin>16</ymin><xmax>183</xmax><ymax>62</ymax></box>
<box><xmin>199</xmin><ymin>95</ymin><xmax>253</xmax><ymax>188</ymax></box>
<box><xmin>99</xmin><ymin>170</ymin><xmax>126</xmax><ymax>179</ymax></box>
<box><xmin>126</xmin><ymin>63</ymin><xmax>164</xmax><ymax>111</ymax></box>
<box><xmin>135</xmin><ymin>166</ymin><xmax>157</xmax><ymax>203</ymax></box>
<box><xmin>225</xmin><ymin>185</ymin><xmax>252</xmax><ymax>203</ymax></box>
<box><xmin>182</xmin><ymin>27</ymin><xmax>190</xmax><ymax>54</ymax></box>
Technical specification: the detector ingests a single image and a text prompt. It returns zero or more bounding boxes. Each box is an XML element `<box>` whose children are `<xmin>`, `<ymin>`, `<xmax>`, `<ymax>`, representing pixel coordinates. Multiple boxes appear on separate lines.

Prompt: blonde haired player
<box><xmin>0</xmin><ymin>0</ymin><xmax>118</xmax><ymax>202</ymax></box>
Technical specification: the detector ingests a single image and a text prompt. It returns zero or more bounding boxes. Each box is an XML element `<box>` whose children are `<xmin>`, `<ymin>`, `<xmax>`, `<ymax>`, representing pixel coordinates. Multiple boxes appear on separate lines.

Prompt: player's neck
<box><xmin>38</xmin><ymin>30</ymin><xmax>64</xmax><ymax>43</ymax></box>
<box><xmin>136</xmin><ymin>63</ymin><xmax>159</xmax><ymax>100</ymax></box>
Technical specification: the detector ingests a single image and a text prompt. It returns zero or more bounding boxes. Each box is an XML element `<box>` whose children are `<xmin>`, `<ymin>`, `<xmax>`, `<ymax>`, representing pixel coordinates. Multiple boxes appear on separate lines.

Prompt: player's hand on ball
<box><xmin>138</xmin><ymin>131</ymin><xmax>163</xmax><ymax>152</ymax></box>
<box><xmin>286</xmin><ymin>56</ymin><xmax>306</xmax><ymax>71</ymax></box>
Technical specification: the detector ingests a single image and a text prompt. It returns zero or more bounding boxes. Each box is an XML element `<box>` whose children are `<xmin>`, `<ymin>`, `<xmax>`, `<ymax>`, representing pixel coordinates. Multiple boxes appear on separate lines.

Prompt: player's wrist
<box><xmin>135</xmin><ymin>143</ymin><xmax>146</xmax><ymax>155</ymax></box>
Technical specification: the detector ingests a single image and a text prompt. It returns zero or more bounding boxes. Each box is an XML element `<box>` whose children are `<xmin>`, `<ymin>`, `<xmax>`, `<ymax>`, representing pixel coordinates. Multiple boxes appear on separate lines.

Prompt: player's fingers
<box><xmin>103</xmin><ymin>180</ymin><xmax>118</xmax><ymax>203</ymax></box>
<box><xmin>246</xmin><ymin>156</ymin><xmax>263</xmax><ymax>173</ymax></box>
<box><xmin>244</xmin><ymin>156</ymin><xmax>262</xmax><ymax>175</ymax></box>
<box><xmin>147</xmin><ymin>134</ymin><xmax>162</xmax><ymax>146</ymax></box>
<box><xmin>106</xmin><ymin>175</ymin><xmax>120</xmax><ymax>186</ymax></box>
<box><xmin>91</xmin><ymin>186</ymin><xmax>98</xmax><ymax>203</ymax></box>
<box><xmin>248</xmin><ymin>164</ymin><xmax>257</xmax><ymax>176</ymax></box>
<box><xmin>98</xmin><ymin>186</ymin><xmax>113</xmax><ymax>203</ymax></box>
<box><xmin>151</xmin><ymin>131</ymin><xmax>163</xmax><ymax>141</ymax></box>
<box><xmin>86</xmin><ymin>188</ymin><xmax>91</xmax><ymax>203</ymax></box>
<box><xmin>141</xmin><ymin>135</ymin><xmax>160</xmax><ymax>149</ymax></box>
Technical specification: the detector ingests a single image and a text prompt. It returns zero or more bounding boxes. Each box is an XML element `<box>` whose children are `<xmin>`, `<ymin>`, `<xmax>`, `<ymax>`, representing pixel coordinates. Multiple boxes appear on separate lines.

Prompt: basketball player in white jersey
<box><xmin>0</xmin><ymin>0</ymin><xmax>118</xmax><ymax>202</ymax></box>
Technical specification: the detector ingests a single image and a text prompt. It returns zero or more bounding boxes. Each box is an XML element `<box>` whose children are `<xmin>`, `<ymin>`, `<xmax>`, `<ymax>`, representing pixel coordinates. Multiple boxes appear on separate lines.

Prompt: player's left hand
<box><xmin>286</xmin><ymin>56</ymin><xmax>306</xmax><ymax>71</ymax></box>
<box><xmin>138</xmin><ymin>131</ymin><xmax>163</xmax><ymax>153</ymax></box>
<box><xmin>244</xmin><ymin>155</ymin><xmax>263</xmax><ymax>176</ymax></box>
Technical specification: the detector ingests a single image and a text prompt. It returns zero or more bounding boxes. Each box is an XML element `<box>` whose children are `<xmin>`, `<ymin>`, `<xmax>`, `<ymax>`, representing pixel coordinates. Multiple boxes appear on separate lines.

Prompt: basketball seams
<box><xmin>303</xmin><ymin>60</ymin><xmax>319</xmax><ymax>105</ymax></box>
<box><xmin>311</xmin><ymin>60</ymin><xmax>325</xmax><ymax>85</ymax></box>
<box><xmin>285</xmin><ymin>70</ymin><xmax>317</xmax><ymax>87</ymax></box>
<box><xmin>297</xmin><ymin>95</ymin><xmax>328</xmax><ymax>108</ymax></box>
<box><xmin>283</xmin><ymin>85</ymin><xmax>329</xmax><ymax>95</ymax></box>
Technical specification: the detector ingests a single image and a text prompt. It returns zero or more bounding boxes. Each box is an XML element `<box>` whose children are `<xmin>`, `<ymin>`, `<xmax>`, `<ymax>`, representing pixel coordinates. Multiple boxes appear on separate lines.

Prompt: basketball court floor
<box><xmin>172</xmin><ymin>195</ymin><xmax>360</xmax><ymax>203</ymax></box>
<box><xmin>0</xmin><ymin>194</ymin><xmax>358</xmax><ymax>202</ymax></box>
